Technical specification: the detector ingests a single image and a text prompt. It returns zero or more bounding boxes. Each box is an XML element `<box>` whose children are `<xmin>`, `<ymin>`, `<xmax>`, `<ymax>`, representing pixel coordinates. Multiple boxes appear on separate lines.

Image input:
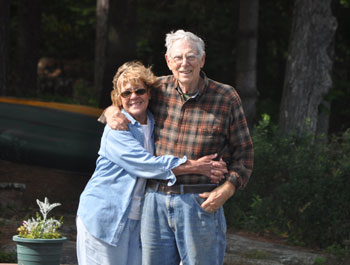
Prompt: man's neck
<box><xmin>179</xmin><ymin>76</ymin><xmax>203</xmax><ymax>94</ymax></box>
<box><xmin>180</xmin><ymin>86</ymin><xmax>196</xmax><ymax>94</ymax></box>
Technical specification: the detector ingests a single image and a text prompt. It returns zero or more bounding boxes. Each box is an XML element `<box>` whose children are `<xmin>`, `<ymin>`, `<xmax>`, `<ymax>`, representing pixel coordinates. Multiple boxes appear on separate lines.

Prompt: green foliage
<box><xmin>40</xmin><ymin>0</ymin><xmax>96</xmax><ymax>60</ymax></box>
<box><xmin>0</xmin><ymin>251</ymin><xmax>16</xmax><ymax>263</ymax></box>
<box><xmin>17</xmin><ymin>213</ymin><xmax>63</xmax><ymax>239</ymax></box>
<box><xmin>340</xmin><ymin>0</ymin><xmax>350</xmax><ymax>8</ymax></box>
<box><xmin>327</xmin><ymin>244</ymin><xmax>346</xmax><ymax>257</ymax></box>
<box><xmin>72</xmin><ymin>79</ymin><xmax>99</xmax><ymax>107</ymax></box>
<box><xmin>319</xmin><ymin>244</ymin><xmax>350</xmax><ymax>265</ymax></box>
<box><xmin>313</xmin><ymin>257</ymin><xmax>326</xmax><ymax>265</ymax></box>
<box><xmin>225</xmin><ymin>115</ymin><xmax>350</xmax><ymax>249</ymax></box>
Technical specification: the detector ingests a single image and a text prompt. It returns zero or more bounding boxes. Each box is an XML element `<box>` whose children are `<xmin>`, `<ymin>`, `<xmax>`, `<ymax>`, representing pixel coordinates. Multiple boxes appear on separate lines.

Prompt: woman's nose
<box><xmin>130</xmin><ymin>91</ymin><xmax>139</xmax><ymax>98</ymax></box>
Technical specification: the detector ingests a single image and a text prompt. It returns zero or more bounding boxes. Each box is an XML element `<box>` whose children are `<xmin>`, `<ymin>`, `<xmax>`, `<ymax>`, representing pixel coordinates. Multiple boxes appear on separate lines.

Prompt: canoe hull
<box><xmin>0</xmin><ymin>100</ymin><xmax>104</xmax><ymax>172</ymax></box>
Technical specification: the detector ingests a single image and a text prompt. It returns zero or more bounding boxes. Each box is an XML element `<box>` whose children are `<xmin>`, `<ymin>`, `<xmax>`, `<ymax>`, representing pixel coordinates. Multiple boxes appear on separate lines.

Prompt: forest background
<box><xmin>0</xmin><ymin>0</ymin><xmax>350</xmax><ymax>261</ymax></box>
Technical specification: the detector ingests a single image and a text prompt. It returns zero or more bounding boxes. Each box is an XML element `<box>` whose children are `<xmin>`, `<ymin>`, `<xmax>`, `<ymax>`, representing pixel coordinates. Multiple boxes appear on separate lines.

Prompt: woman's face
<box><xmin>120</xmin><ymin>81</ymin><xmax>150</xmax><ymax>124</ymax></box>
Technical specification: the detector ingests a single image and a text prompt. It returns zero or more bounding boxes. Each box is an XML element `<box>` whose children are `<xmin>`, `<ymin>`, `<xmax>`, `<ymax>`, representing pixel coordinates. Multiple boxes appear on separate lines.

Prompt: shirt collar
<box><xmin>173</xmin><ymin>71</ymin><xmax>208</xmax><ymax>99</ymax></box>
<box><xmin>121</xmin><ymin>109</ymin><xmax>153</xmax><ymax>125</ymax></box>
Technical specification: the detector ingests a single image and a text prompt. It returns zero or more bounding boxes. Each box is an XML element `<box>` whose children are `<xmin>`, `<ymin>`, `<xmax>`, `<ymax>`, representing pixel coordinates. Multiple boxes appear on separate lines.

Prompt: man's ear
<box><xmin>200</xmin><ymin>53</ymin><xmax>206</xmax><ymax>69</ymax></box>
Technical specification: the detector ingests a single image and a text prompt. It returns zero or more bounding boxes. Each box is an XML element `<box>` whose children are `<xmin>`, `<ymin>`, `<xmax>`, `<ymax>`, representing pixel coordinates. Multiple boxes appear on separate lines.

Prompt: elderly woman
<box><xmin>76</xmin><ymin>61</ymin><xmax>220</xmax><ymax>265</ymax></box>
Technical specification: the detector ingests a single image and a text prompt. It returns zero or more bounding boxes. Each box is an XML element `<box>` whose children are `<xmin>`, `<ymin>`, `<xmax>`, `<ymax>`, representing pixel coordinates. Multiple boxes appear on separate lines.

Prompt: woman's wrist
<box><xmin>172</xmin><ymin>160</ymin><xmax>198</xmax><ymax>175</ymax></box>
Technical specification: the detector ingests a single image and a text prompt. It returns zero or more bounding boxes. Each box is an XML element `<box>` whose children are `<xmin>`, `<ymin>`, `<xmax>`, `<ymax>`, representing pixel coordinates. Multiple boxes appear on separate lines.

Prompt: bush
<box><xmin>225</xmin><ymin>114</ymin><xmax>350</xmax><ymax>249</ymax></box>
<box><xmin>0</xmin><ymin>251</ymin><xmax>16</xmax><ymax>263</ymax></box>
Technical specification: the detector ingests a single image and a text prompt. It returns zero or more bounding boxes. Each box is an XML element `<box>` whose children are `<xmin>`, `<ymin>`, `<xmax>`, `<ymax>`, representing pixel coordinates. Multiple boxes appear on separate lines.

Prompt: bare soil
<box><xmin>0</xmin><ymin>159</ymin><xmax>90</xmax><ymax>217</ymax></box>
<box><xmin>0</xmin><ymin>159</ymin><xmax>90</xmax><ymax>264</ymax></box>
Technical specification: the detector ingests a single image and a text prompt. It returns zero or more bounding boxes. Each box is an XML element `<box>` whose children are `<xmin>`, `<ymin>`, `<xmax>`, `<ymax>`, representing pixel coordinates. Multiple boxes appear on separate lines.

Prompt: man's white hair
<box><xmin>165</xmin><ymin>29</ymin><xmax>205</xmax><ymax>57</ymax></box>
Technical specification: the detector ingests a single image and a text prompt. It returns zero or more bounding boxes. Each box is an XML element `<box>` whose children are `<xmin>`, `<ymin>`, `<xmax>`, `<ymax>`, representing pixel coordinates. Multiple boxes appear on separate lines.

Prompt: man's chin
<box><xmin>178</xmin><ymin>77</ymin><xmax>193</xmax><ymax>85</ymax></box>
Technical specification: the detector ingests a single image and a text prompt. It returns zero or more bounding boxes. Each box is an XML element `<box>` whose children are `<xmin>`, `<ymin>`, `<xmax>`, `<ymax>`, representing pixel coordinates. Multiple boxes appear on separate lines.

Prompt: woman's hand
<box><xmin>172</xmin><ymin>154</ymin><xmax>227</xmax><ymax>182</ymax></box>
<box><xmin>195</xmin><ymin>154</ymin><xmax>228</xmax><ymax>183</ymax></box>
<box><xmin>177</xmin><ymin>154</ymin><xmax>227</xmax><ymax>184</ymax></box>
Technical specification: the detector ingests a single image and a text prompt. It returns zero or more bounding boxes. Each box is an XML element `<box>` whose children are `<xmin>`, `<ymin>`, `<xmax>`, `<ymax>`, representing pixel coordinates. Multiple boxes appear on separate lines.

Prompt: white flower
<box><xmin>23</xmin><ymin>218</ymin><xmax>38</xmax><ymax>233</ymax></box>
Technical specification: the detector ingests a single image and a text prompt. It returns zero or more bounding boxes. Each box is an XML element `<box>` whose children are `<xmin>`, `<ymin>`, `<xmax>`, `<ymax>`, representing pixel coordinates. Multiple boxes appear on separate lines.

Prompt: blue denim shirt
<box><xmin>77</xmin><ymin>109</ymin><xmax>187</xmax><ymax>246</ymax></box>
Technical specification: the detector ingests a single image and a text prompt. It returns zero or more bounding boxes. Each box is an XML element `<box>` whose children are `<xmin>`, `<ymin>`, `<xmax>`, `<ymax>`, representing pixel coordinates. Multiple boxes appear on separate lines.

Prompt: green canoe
<box><xmin>0</xmin><ymin>97</ymin><xmax>105</xmax><ymax>172</ymax></box>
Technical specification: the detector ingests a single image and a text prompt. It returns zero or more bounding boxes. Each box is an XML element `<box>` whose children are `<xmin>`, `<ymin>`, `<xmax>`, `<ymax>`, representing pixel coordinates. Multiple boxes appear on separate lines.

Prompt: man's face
<box><xmin>165</xmin><ymin>40</ymin><xmax>205</xmax><ymax>92</ymax></box>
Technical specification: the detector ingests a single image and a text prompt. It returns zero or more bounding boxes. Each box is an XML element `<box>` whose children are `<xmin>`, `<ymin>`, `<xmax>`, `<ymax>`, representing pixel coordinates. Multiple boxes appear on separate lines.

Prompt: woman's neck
<box><xmin>135</xmin><ymin>114</ymin><xmax>147</xmax><ymax>125</ymax></box>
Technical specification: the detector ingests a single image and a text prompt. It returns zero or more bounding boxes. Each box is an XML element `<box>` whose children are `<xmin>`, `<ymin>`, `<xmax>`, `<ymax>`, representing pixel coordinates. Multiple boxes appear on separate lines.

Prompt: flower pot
<box><xmin>13</xmin><ymin>235</ymin><xmax>67</xmax><ymax>265</ymax></box>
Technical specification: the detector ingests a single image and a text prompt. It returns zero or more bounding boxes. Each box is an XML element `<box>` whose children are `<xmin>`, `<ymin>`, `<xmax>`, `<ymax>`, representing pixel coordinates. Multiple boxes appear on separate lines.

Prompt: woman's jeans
<box><xmin>141</xmin><ymin>189</ymin><xmax>227</xmax><ymax>265</ymax></box>
<box><xmin>76</xmin><ymin>216</ymin><xmax>141</xmax><ymax>265</ymax></box>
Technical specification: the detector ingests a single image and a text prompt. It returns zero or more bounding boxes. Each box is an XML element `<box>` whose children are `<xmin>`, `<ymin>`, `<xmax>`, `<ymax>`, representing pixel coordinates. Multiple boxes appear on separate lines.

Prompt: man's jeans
<box><xmin>141</xmin><ymin>189</ymin><xmax>227</xmax><ymax>265</ymax></box>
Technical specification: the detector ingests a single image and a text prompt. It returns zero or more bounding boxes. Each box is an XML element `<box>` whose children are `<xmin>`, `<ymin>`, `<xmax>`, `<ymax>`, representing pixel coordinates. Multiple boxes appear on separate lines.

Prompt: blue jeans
<box><xmin>141</xmin><ymin>189</ymin><xmax>227</xmax><ymax>265</ymax></box>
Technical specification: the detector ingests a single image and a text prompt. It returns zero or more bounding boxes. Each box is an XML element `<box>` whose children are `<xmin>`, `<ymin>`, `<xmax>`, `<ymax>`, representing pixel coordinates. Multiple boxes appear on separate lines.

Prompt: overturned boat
<box><xmin>0</xmin><ymin>97</ymin><xmax>105</xmax><ymax>172</ymax></box>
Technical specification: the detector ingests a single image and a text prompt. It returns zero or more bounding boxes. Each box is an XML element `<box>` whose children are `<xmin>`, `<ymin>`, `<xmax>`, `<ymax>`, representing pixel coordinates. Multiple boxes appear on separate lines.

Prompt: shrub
<box><xmin>225</xmin><ymin>114</ymin><xmax>350</xmax><ymax>249</ymax></box>
<box><xmin>0</xmin><ymin>251</ymin><xmax>16</xmax><ymax>263</ymax></box>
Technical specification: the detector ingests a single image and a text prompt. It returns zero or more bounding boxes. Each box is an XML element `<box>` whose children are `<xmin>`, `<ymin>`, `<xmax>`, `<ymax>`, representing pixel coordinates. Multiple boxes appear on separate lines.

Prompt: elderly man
<box><xmin>104</xmin><ymin>30</ymin><xmax>253</xmax><ymax>265</ymax></box>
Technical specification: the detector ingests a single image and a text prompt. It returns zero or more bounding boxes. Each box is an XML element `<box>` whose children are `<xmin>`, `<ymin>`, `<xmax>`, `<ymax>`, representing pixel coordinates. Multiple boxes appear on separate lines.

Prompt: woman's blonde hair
<box><xmin>111</xmin><ymin>61</ymin><xmax>158</xmax><ymax>107</ymax></box>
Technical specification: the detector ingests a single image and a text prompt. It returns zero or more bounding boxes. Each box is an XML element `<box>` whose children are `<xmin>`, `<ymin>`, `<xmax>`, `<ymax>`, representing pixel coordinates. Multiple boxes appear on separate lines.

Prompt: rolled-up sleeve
<box><xmin>228</xmin><ymin>94</ymin><xmax>254</xmax><ymax>190</ymax></box>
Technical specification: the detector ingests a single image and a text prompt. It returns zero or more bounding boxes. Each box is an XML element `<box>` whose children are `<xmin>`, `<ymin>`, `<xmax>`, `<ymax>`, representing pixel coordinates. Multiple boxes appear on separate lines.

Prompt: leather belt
<box><xmin>146</xmin><ymin>180</ymin><xmax>217</xmax><ymax>195</ymax></box>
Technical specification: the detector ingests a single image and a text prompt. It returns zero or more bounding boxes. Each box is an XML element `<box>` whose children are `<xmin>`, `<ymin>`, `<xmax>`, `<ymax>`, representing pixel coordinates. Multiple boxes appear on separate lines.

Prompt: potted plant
<box><xmin>12</xmin><ymin>197</ymin><xmax>67</xmax><ymax>265</ymax></box>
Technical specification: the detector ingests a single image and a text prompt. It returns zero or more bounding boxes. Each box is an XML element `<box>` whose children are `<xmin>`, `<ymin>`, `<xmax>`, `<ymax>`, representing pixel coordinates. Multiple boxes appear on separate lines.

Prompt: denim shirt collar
<box><xmin>121</xmin><ymin>109</ymin><xmax>154</xmax><ymax>128</ymax></box>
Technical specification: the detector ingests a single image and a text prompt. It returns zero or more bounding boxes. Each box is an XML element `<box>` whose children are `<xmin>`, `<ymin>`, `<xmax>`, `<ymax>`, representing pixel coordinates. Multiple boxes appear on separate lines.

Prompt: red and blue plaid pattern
<box><xmin>149</xmin><ymin>72</ymin><xmax>253</xmax><ymax>189</ymax></box>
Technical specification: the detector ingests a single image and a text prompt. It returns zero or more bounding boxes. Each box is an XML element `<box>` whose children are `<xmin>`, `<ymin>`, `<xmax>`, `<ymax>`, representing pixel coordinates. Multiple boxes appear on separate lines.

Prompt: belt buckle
<box><xmin>154</xmin><ymin>181</ymin><xmax>160</xmax><ymax>191</ymax></box>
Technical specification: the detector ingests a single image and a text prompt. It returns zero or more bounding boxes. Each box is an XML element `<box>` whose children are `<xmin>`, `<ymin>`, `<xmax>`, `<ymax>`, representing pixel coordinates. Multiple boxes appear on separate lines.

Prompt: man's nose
<box><xmin>180</xmin><ymin>57</ymin><xmax>190</xmax><ymax>65</ymax></box>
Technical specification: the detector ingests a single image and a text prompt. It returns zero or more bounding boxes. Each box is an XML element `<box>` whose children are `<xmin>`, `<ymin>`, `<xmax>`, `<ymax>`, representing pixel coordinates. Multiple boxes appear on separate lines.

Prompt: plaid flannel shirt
<box><xmin>149</xmin><ymin>71</ymin><xmax>253</xmax><ymax>189</ymax></box>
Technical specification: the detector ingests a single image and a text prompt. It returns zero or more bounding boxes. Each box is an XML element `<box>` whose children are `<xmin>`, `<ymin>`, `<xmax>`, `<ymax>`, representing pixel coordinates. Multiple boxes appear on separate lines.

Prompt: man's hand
<box><xmin>191</xmin><ymin>154</ymin><xmax>228</xmax><ymax>184</ymax></box>
<box><xmin>199</xmin><ymin>181</ymin><xmax>235</xmax><ymax>213</ymax></box>
<box><xmin>172</xmin><ymin>154</ymin><xmax>227</xmax><ymax>183</ymax></box>
<box><xmin>196</xmin><ymin>154</ymin><xmax>228</xmax><ymax>184</ymax></box>
<box><xmin>105</xmin><ymin>105</ymin><xmax>130</xmax><ymax>130</ymax></box>
<box><xmin>209</xmin><ymin>158</ymin><xmax>228</xmax><ymax>184</ymax></box>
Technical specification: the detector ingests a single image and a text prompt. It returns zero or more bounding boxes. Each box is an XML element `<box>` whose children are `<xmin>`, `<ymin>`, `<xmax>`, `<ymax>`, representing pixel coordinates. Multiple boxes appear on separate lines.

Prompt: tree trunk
<box><xmin>0</xmin><ymin>0</ymin><xmax>11</xmax><ymax>96</ymax></box>
<box><xmin>279</xmin><ymin>0</ymin><xmax>337</xmax><ymax>136</ymax></box>
<box><xmin>94</xmin><ymin>0</ymin><xmax>109</xmax><ymax>104</ymax></box>
<box><xmin>235</xmin><ymin>0</ymin><xmax>259</xmax><ymax>131</ymax></box>
<box><xmin>95</xmin><ymin>0</ymin><xmax>137</xmax><ymax>108</ymax></box>
<box><xmin>14</xmin><ymin>0</ymin><xmax>41</xmax><ymax>96</ymax></box>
